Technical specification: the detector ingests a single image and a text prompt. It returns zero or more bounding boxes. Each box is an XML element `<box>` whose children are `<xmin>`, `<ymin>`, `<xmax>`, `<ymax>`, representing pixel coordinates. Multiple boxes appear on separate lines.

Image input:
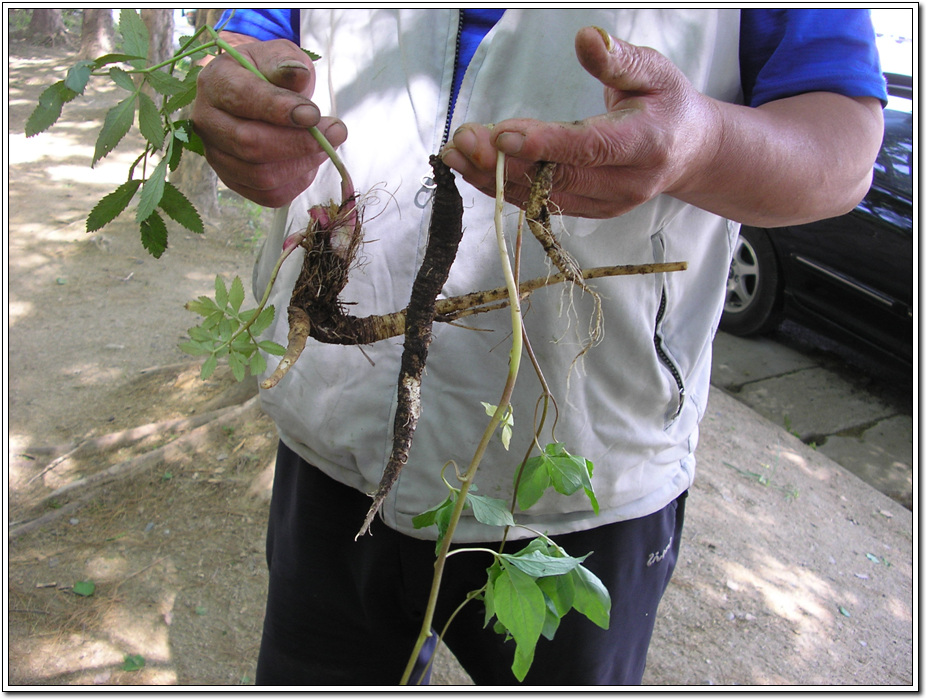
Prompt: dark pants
<box><xmin>256</xmin><ymin>441</ymin><xmax>686</xmax><ymax>686</ymax></box>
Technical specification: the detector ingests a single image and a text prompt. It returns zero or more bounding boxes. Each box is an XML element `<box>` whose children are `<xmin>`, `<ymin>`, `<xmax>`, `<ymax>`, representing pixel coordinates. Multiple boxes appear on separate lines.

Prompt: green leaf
<box><xmin>228</xmin><ymin>276</ymin><xmax>246</xmax><ymax>313</ymax></box>
<box><xmin>136</xmin><ymin>92</ymin><xmax>164</xmax><ymax>150</ymax></box>
<box><xmin>468</xmin><ymin>494</ymin><xmax>515</xmax><ymax>527</ymax></box>
<box><xmin>118</xmin><ymin>9</ymin><xmax>149</xmax><ymax>67</ymax></box>
<box><xmin>94</xmin><ymin>53</ymin><xmax>145</xmax><ymax>69</ymax></box>
<box><xmin>481</xmin><ymin>402</ymin><xmax>514</xmax><ymax>450</ymax></box>
<box><xmin>537</xmin><ymin>572</ymin><xmax>575</xmax><ymax>619</ymax></box>
<box><xmin>249</xmin><ymin>352</ymin><xmax>267</xmax><ymax>376</ymax></box>
<box><xmin>501</xmin><ymin>548</ymin><xmax>588</xmax><ymax>579</ymax></box>
<box><xmin>214</xmin><ymin>276</ymin><xmax>229</xmax><ymax>309</ymax></box>
<box><xmin>412</xmin><ymin>494</ymin><xmax>456</xmax><ymax>552</ymax></box>
<box><xmin>159</xmin><ymin>182</ymin><xmax>204</xmax><ymax>233</ymax></box>
<box><xmin>570</xmin><ymin>565</ymin><xmax>610</xmax><ymax>630</ymax></box>
<box><xmin>258</xmin><ymin>340</ymin><xmax>287</xmax><ymax>356</ymax></box>
<box><xmin>121</xmin><ymin>654</ymin><xmax>146</xmax><ymax>672</ymax></box>
<box><xmin>145</xmin><ymin>67</ymin><xmax>187</xmax><ymax>96</ymax></box>
<box><xmin>93</xmin><ymin>95</ymin><xmax>136</xmax><ymax>166</ymax></box>
<box><xmin>72</xmin><ymin>580</ymin><xmax>96</xmax><ymax>597</ymax></box>
<box><xmin>179</xmin><ymin>340</ymin><xmax>214</xmax><ymax>357</ymax></box>
<box><xmin>64</xmin><ymin>60</ymin><xmax>96</xmax><ymax>94</ymax></box>
<box><xmin>139</xmin><ymin>211</ymin><xmax>168</xmax><ymax>258</ymax></box>
<box><xmin>250</xmin><ymin>306</ymin><xmax>276</xmax><ymax>336</ymax></box>
<box><xmin>540</xmin><ymin>597</ymin><xmax>562</xmax><ymax>641</ymax></box>
<box><xmin>164</xmin><ymin>66</ymin><xmax>202</xmax><ymax>114</ymax></box>
<box><xmin>136</xmin><ymin>159</ymin><xmax>168</xmax><ymax>223</ymax></box>
<box><xmin>493</xmin><ymin>565</ymin><xmax>546</xmax><ymax>682</ymax></box>
<box><xmin>108</xmin><ymin>66</ymin><xmax>138</xmax><ymax>93</ymax></box>
<box><xmin>228</xmin><ymin>351</ymin><xmax>247</xmax><ymax>382</ymax></box>
<box><xmin>838</xmin><ymin>605</ymin><xmax>851</xmax><ymax>618</ymax></box>
<box><xmin>86</xmin><ymin>180</ymin><xmax>142</xmax><ymax>232</ymax></box>
<box><xmin>515</xmin><ymin>454</ymin><xmax>551</xmax><ymax>512</ymax></box>
<box><xmin>185</xmin><ymin>295</ymin><xmax>220</xmax><ymax>317</ymax></box>
<box><xmin>25</xmin><ymin>81</ymin><xmax>77</xmax><ymax>137</ymax></box>
<box><xmin>200</xmin><ymin>354</ymin><xmax>219</xmax><ymax>380</ymax></box>
<box><xmin>302</xmin><ymin>48</ymin><xmax>322</xmax><ymax>61</ymax></box>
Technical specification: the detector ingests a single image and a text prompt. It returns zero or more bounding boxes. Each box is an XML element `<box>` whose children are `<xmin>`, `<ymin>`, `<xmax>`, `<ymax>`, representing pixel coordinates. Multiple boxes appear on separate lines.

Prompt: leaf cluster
<box><xmin>413</xmin><ymin>485</ymin><xmax>513</xmax><ymax>554</ymax></box>
<box><xmin>181</xmin><ymin>276</ymin><xmax>285</xmax><ymax>381</ymax></box>
<box><xmin>481</xmin><ymin>538</ymin><xmax>610</xmax><ymax>681</ymax></box>
<box><xmin>516</xmin><ymin>442</ymin><xmax>599</xmax><ymax>515</ymax></box>
<box><xmin>26</xmin><ymin>9</ymin><xmax>210</xmax><ymax>258</ymax></box>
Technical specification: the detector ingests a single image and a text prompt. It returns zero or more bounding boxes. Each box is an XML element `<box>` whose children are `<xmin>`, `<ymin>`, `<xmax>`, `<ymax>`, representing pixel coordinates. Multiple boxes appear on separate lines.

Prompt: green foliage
<box><xmin>121</xmin><ymin>654</ymin><xmax>146</xmax><ymax>672</ymax></box>
<box><xmin>181</xmin><ymin>275</ymin><xmax>285</xmax><ymax>382</ymax></box>
<box><xmin>516</xmin><ymin>442</ymin><xmax>599</xmax><ymax>515</ymax></box>
<box><xmin>481</xmin><ymin>402</ymin><xmax>513</xmax><ymax>450</ymax></box>
<box><xmin>25</xmin><ymin>8</ymin><xmax>211</xmax><ymax>259</ymax></box>
<box><xmin>480</xmin><ymin>538</ymin><xmax>610</xmax><ymax>681</ymax></box>
<box><xmin>72</xmin><ymin>580</ymin><xmax>96</xmax><ymax>597</ymax></box>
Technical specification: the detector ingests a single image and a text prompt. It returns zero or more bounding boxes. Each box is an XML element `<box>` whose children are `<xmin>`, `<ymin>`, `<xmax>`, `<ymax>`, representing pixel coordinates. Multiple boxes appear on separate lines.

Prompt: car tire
<box><xmin>720</xmin><ymin>226</ymin><xmax>783</xmax><ymax>336</ymax></box>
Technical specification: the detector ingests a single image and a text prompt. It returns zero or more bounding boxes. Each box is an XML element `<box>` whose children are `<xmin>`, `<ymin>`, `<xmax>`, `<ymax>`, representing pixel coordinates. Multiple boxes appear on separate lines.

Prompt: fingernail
<box><xmin>441</xmin><ymin>147</ymin><xmax>466</xmax><ymax>172</ymax></box>
<box><xmin>277</xmin><ymin>59</ymin><xmax>309</xmax><ymax>72</ymax></box>
<box><xmin>593</xmin><ymin>26</ymin><xmax>616</xmax><ymax>52</ymax></box>
<box><xmin>452</xmin><ymin>125</ymin><xmax>478</xmax><ymax>154</ymax></box>
<box><xmin>495</xmin><ymin>131</ymin><xmax>525</xmax><ymax>155</ymax></box>
<box><xmin>291</xmin><ymin>103</ymin><xmax>320</xmax><ymax>127</ymax></box>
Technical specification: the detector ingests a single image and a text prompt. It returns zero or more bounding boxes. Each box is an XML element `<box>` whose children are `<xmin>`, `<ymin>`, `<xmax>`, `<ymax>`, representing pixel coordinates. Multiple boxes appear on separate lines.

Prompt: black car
<box><xmin>720</xmin><ymin>73</ymin><xmax>913</xmax><ymax>364</ymax></box>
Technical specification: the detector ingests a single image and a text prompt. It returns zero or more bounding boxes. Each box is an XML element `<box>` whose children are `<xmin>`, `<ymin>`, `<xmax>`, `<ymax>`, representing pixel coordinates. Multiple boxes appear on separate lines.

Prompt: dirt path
<box><xmin>6</xmin><ymin>41</ymin><xmax>913</xmax><ymax>688</ymax></box>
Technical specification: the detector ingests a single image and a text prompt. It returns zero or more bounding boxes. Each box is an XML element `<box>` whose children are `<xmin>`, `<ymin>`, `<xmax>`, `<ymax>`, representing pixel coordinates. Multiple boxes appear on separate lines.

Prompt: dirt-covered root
<box><xmin>357</xmin><ymin>156</ymin><xmax>464</xmax><ymax>538</ymax></box>
<box><xmin>525</xmin><ymin>161</ymin><xmax>603</xmax><ymax>357</ymax></box>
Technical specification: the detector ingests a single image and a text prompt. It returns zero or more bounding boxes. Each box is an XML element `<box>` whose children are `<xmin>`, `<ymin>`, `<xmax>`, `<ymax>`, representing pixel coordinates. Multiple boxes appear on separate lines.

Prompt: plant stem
<box><xmin>399</xmin><ymin>151</ymin><xmax>524</xmax><ymax>685</ymax></box>
<box><xmin>205</xmin><ymin>27</ymin><xmax>354</xmax><ymax>195</ymax></box>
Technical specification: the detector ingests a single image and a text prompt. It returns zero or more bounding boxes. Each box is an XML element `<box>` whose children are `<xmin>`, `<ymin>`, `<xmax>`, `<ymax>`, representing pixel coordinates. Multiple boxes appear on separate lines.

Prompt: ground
<box><xmin>6</xmin><ymin>42</ymin><xmax>913</xmax><ymax>687</ymax></box>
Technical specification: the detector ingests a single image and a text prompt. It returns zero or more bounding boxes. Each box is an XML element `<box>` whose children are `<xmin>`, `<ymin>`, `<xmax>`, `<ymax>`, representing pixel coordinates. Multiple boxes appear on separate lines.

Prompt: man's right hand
<box><xmin>193</xmin><ymin>34</ymin><xmax>348</xmax><ymax>208</ymax></box>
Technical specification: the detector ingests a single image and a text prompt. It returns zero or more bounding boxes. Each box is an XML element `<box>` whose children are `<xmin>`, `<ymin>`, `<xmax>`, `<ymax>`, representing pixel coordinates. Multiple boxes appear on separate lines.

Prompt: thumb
<box><xmin>240</xmin><ymin>39</ymin><xmax>316</xmax><ymax>97</ymax></box>
<box><xmin>574</xmin><ymin>26</ymin><xmax>674</xmax><ymax>96</ymax></box>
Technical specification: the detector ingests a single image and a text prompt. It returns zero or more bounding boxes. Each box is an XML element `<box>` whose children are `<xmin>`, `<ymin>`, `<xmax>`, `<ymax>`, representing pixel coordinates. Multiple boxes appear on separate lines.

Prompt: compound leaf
<box><xmin>136</xmin><ymin>92</ymin><xmax>164</xmax><ymax>150</ymax></box>
<box><xmin>145</xmin><ymin>67</ymin><xmax>187</xmax><ymax>96</ymax></box>
<box><xmin>86</xmin><ymin>179</ymin><xmax>142</xmax><ymax>232</ymax></box>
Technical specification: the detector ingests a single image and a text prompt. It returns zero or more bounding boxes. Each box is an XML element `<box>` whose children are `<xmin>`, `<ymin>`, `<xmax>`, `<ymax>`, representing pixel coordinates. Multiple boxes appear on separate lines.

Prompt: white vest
<box><xmin>253</xmin><ymin>9</ymin><xmax>743</xmax><ymax>541</ymax></box>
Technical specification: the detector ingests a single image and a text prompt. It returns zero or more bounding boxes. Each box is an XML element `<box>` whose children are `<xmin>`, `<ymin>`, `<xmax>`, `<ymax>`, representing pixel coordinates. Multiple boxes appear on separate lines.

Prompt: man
<box><xmin>192</xmin><ymin>9</ymin><xmax>885</xmax><ymax>685</ymax></box>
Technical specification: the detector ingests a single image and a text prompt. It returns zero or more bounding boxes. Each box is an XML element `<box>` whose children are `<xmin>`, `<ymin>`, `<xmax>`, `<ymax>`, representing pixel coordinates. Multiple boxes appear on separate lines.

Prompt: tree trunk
<box><xmin>77</xmin><ymin>9</ymin><xmax>114</xmax><ymax>60</ymax></box>
<box><xmin>28</xmin><ymin>9</ymin><xmax>68</xmax><ymax>46</ymax></box>
<box><xmin>141</xmin><ymin>9</ymin><xmax>175</xmax><ymax>67</ymax></box>
<box><xmin>169</xmin><ymin>9</ymin><xmax>226</xmax><ymax>224</ymax></box>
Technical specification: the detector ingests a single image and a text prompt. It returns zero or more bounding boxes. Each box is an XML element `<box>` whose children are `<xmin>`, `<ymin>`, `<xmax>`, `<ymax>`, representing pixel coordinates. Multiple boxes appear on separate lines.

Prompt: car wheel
<box><xmin>720</xmin><ymin>226</ymin><xmax>783</xmax><ymax>336</ymax></box>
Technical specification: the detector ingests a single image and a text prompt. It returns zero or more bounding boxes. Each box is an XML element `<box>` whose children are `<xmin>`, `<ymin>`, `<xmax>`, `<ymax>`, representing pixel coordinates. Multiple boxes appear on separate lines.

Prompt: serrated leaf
<box><xmin>93</xmin><ymin>95</ymin><xmax>136</xmax><ymax>166</ymax></box>
<box><xmin>164</xmin><ymin>73</ymin><xmax>200</xmax><ymax>114</ymax></box>
<box><xmin>108</xmin><ymin>65</ymin><xmax>137</xmax><ymax>93</ymax></box>
<box><xmin>302</xmin><ymin>48</ymin><xmax>321</xmax><ymax>61</ymax></box>
<box><xmin>200</xmin><ymin>354</ymin><xmax>218</xmax><ymax>380</ymax></box>
<box><xmin>72</xmin><ymin>580</ymin><xmax>96</xmax><ymax>597</ymax></box>
<box><xmin>139</xmin><ymin>210</ymin><xmax>168</xmax><ymax>258</ymax></box>
<box><xmin>185</xmin><ymin>295</ymin><xmax>220</xmax><ymax>317</ymax></box>
<box><xmin>94</xmin><ymin>53</ymin><xmax>144</xmax><ymax>69</ymax></box>
<box><xmin>179</xmin><ymin>340</ymin><xmax>214</xmax><ymax>357</ymax></box>
<box><xmin>86</xmin><ymin>180</ymin><xmax>142</xmax><ymax>232</ymax></box>
<box><xmin>570</xmin><ymin>565</ymin><xmax>610</xmax><ymax>630</ymax></box>
<box><xmin>136</xmin><ymin>92</ymin><xmax>164</xmax><ymax>150</ymax></box>
<box><xmin>136</xmin><ymin>159</ymin><xmax>168</xmax><ymax>223</ymax></box>
<box><xmin>228</xmin><ymin>276</ymin><xmax>246</xmax><ymax>313</ymax></box>
<box><xmin>64</xmin><ymin>60</ymin><xmax>95</xmax><ymax>94</ymax></box>
<box><xmin>468</xmin><ymin>493</ymin><xmax>515</xmax><ymax>527</ymax></box>
<box><xmin>251</xmin><ymin>306</ymin><xmax>276</xmax><ymax>336</ymax></box>
<box><xmin>25</xmin><ymin>81</ymin><xmax>77</xmax><ymax>137</ymax></box>
<box><xmin>145</xmin><ymin>67</ymin><xmax>187</xmax><ymax>96</ymax></box>
<box><xmin>214</xmin><ymin>276</ymin><xmax>229</xmax><ymax>308</ymax></box>
<box><xmin>228</xmin><ymin>351</ymin><xmax>247</xmax><ymax>382</ymax></box>
<box><xmin>258</xmin><ymin>340</ymin><xmax>286</xmax><ymax>356</ymax></box>
<box><xmin>249</xmin><ymin>352</ymin><xmax>267</xmax><ymax>376</ymax></box>
<box><xmin>118</xmin><ymin>9</ymin><xmax>149</xmax><ymax>67</ymax></box>
<box><xmin>159</xmin><ymin>181</ymin><xmax>204</xmax><ymax>233</ymax></box>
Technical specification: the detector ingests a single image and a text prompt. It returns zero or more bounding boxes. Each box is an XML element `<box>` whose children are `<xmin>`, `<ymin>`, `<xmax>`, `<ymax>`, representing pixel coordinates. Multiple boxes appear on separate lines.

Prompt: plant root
<box><xmin>356</xmin><ymin>156</ymin><xmax>464</xmax><ymax>539</ymax></box>
<box><xmin>524</xmin><ymin>162</ymin><xmax>604</xmax><ymax>361</ymax></box>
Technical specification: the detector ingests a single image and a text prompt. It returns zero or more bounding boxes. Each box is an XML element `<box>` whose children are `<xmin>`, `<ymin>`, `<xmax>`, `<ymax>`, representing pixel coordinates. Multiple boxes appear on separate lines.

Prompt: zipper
<box><xmin>654</xmin><ymin>289</ymin><xmax>686</xmax><ymax>424</ymax></box>
<box><xmin>441</xmin><ymin>10</ymin><xmax>464</xmax><ymax>148</ymax></box>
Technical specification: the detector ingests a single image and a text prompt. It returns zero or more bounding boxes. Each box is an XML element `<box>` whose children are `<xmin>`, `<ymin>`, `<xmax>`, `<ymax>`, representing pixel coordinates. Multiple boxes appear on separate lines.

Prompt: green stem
<box><xmin>399</xmin><ymin>151</ymin><xmax>524</xmax><ymax>685</ymax></box>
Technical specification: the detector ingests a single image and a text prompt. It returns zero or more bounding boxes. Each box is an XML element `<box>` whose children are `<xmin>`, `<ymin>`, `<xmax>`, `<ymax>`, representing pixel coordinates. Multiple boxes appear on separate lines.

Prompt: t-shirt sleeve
<box><xmin>740</xmin><ymin>9</ymin><xmax>888</xmax><ymax>107</ymax></box>
<box><xmin>214</xmin><ymin>9</ymin><xmax>299</xmax><ymax>43</ymax></box>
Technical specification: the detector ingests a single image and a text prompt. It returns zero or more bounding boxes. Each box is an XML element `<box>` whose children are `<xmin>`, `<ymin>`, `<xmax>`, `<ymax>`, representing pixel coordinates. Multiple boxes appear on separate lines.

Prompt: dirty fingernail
<box><xmin>452</xmin><ymin>126</ymin><xmax>478</xmax><ymax>154</ymax></box>
<box><xmin>441</xmin><ymin>147</ymin><xmax>467</xmax><ymax>172</ymax></box>
<box><xmin>291</xmin><ymin>103</ymin><xmax>320</xmax><ymax>127</ymax></box>
<box><xmin>277</xmin><ymin>59</ymin><xmax>309</xmax><ymax>72</ymax></box>
<box><xmin>495</xmin><ymin>131</ymin><xmax>525</xmax><ymax>155</ymax></box>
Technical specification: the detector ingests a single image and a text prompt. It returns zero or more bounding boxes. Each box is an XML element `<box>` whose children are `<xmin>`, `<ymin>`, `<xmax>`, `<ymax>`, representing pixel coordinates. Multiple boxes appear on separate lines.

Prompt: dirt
<box><xmin>6</xmin><ymin>42</ymin><xmax>913</xmax><ymax>687</ymax></box>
